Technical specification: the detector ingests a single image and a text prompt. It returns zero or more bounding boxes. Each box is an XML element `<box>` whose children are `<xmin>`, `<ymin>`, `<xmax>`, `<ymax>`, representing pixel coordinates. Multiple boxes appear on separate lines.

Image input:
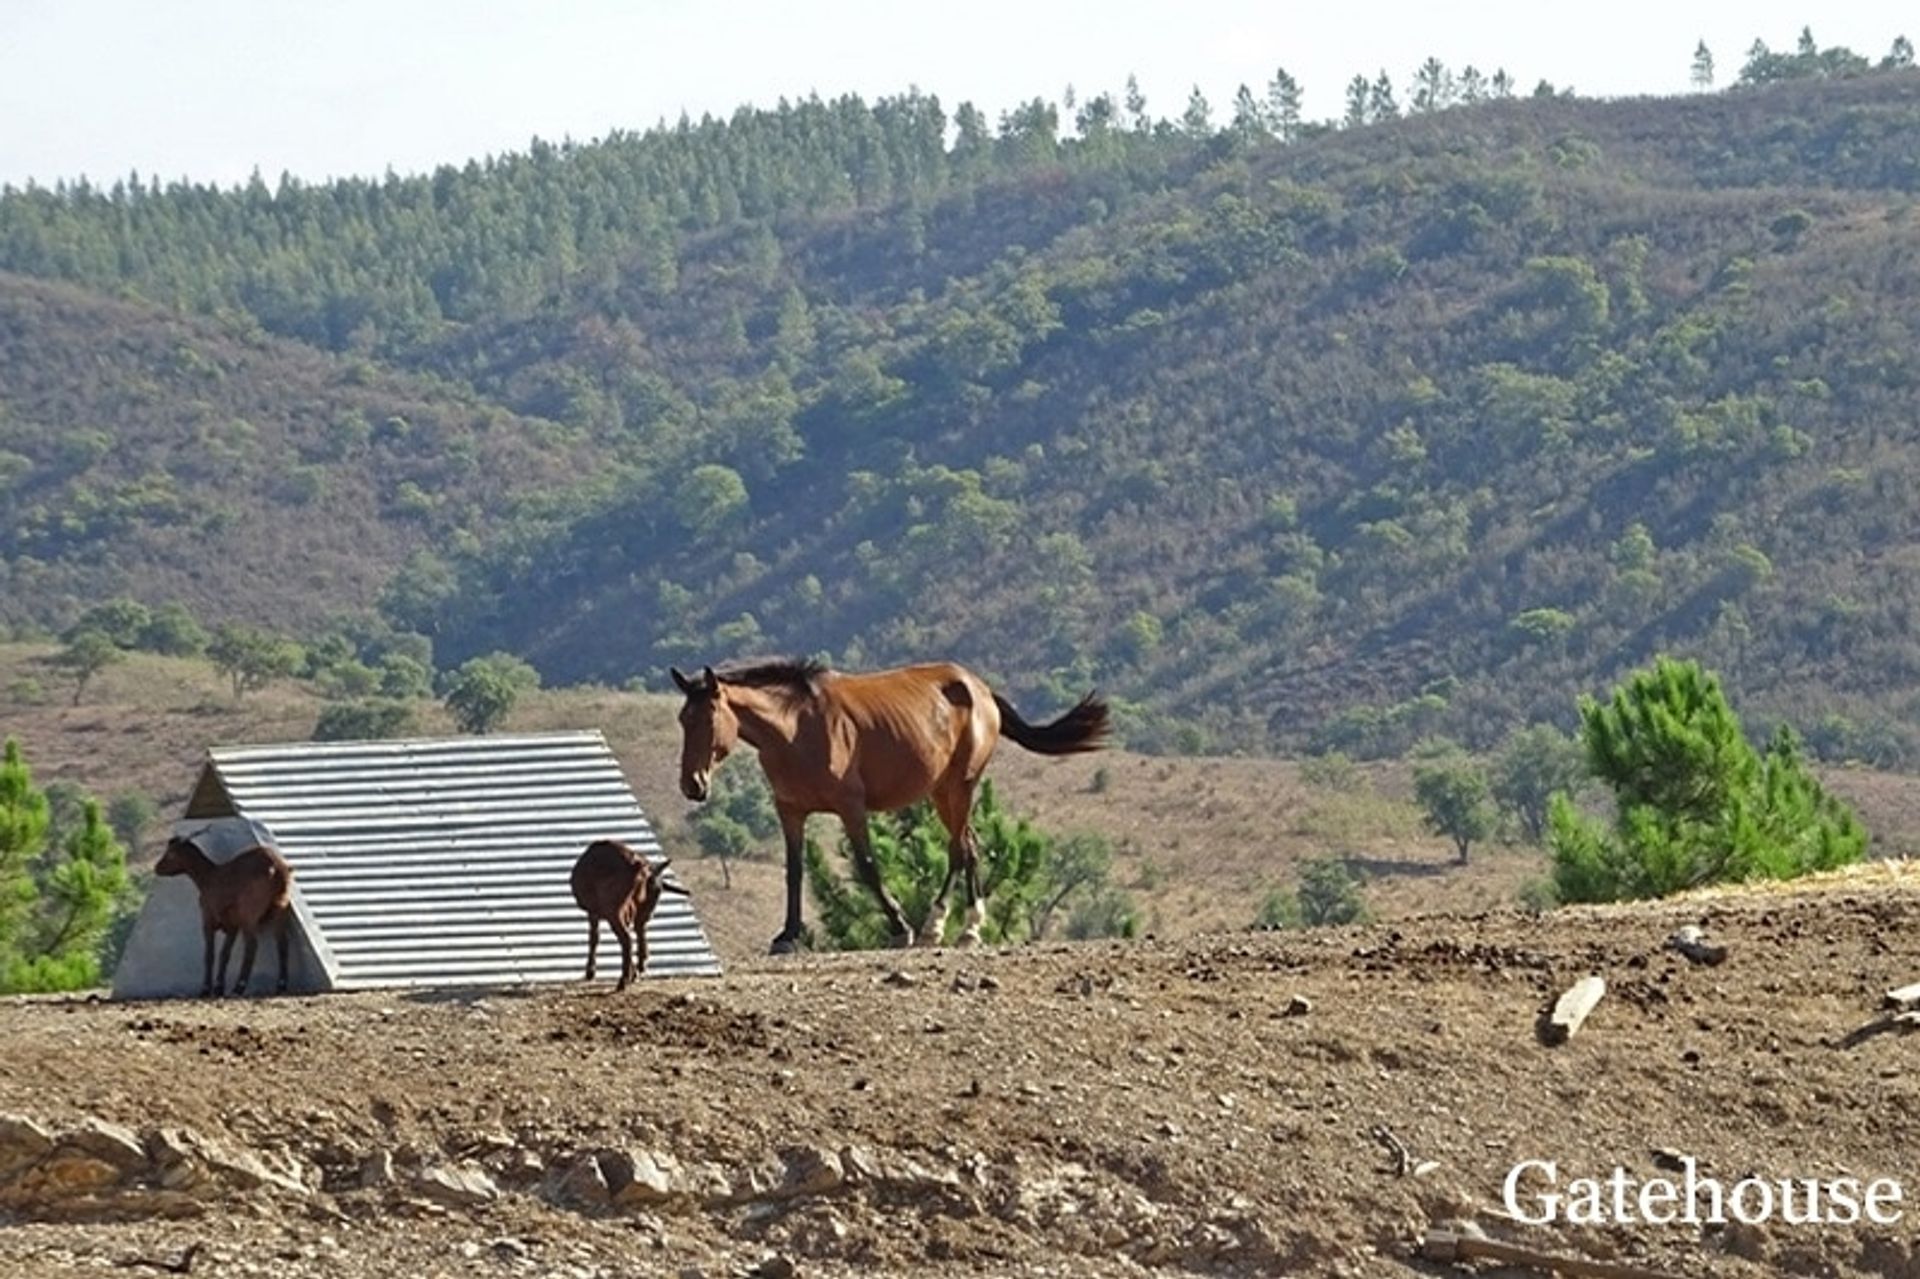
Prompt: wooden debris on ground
<box><xmin>1539</xmin><ymin>975</ymin><xmax>1606</xmax><ymax>1046</ymax></box>
<box><xmin>1369</xmin><ymin>1124</ymin><xmax>1439</xmax><ymax>1178</ymax></box>
<box><xmin>1882</xmin><ymin>980</ymin><xmax>1920</xmax><ymax>1010</ymax></box>
<box><xmin>1419</xmin><ymin>1228</ymin><xmax>1685</xmax><ymax>1279</ymax></box>
<box><xmin>114</xmin><ymin>1243</ymin><xmax>202</xmax><ymax>1274</ymax></box>
<box><xmin>1841</xmin><ymin>1009</ymin><xmax>1920</xmax><ymax>1049</ymax></box>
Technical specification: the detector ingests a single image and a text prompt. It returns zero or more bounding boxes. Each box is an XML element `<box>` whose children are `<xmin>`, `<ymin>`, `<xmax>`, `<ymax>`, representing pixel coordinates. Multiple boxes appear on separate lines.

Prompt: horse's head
<box><xmin>154</xmin><ymin>834</ymin><xmax>203</xmax><ymax>876</ymax></box>
<box><xmin>671</xmin><ymin>666</ymin><xmax>736</xmax><ymax>802</ymax></box>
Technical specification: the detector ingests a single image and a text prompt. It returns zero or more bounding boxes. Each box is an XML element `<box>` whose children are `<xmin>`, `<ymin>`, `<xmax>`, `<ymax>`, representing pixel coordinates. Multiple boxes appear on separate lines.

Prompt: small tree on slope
<box><xmin>1550</xmin><ymin>657</ymin><xmax>1863</xmax><ymax>902</ymax></box>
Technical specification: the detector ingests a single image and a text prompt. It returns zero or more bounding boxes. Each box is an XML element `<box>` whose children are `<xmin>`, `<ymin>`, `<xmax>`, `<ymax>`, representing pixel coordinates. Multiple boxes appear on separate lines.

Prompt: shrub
<box><xmin>1253</xmin><ymin>887</ymin><xmax>1302</xmax><ymax>930</ymax></box>
<box><xmin>313</xmin><ymin>700</ymin><xmax>416</xmax><ymax>742</ymax></box>
<box><xmin>1295</xmin><ymin>857</ymin><xmax>1370</xmax><ymax>926</ymax></box>
<box><xmin>1298</xmin><ymin>751</ymin><xmax>1359</xmax><ymax>790</ymax></box>
<box><xmin>442</xmin><ymin>653</ymin><xmax>540</xmax><ymax>734</ymax></box>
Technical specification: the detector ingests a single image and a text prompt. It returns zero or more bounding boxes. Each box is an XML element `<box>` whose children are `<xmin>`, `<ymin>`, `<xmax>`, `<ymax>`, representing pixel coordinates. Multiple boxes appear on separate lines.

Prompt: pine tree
<box><xmin>1123</xmin><ymin>74</ymin><xmax>1150</xmax><ymax>132</ymax></box>
<box><xmin>1411</xmin><ymin>57</ymin><xmax>1455</xmax><ymax>112</ymax></box>
<box><xmin>1344</xmin><ymin>75</ymin><xmax>1371</xmax><ymax>127</ymax></box>
<box><xmin>1690</xmin><ymin>39</ymin><xmax>1716</xmax><ymax>89</ymax></box>
<box><xmin>1074</xmin><ymin>91</ymin><xmax>1118</xmax><ymax>141</ymax></box>
<box><xmin>1180</xmin><ymin>86</ymin><xmax>1214</xmax><ymax>137</ymax></box>
<box><xmin>0</xmin><ymin>742</ymin><xmax>130</xmax><ymax>993</ymax></box>
<box><xmin>1550</xmin><ymin>657</ymin><xmax>1865</xmax><ymax>902</ymax></box>
<box><xmin>801</xmin><ymin>782</ymin><xmax>1127</xmax><ymax>950</ymax></box>
<box><xmin>1885</xmin><ymin>35</ymin><xmax>1915</xmax><ymax>69</ymax></box>
<box><xmin>1458</xmin><ymin>65</ymin><xmax>1486</xmax><ymax>103</ymax></box>
<box><xmin>771</xmin><ymin>285</ymin><xmax>816</xmax><ymax>368</ymax></box>
<box><xmin>1230</xmin><ymin>84</ymin><xmax>1268</xmax><ymax>139</ymax></box>
<box><xmin>34</xmin><ymin>800</ymin><xmax>129</xmax><ymax>970</ymax></box>
<box><xmin>1490</xmin><ymin>68</ymin><xmax>1516</xmax><ymax>98</ymax></box>
<box><xmin>1368</xmin><ymin>71</ymin><xmax>1400</xmax><ymax>120</ymax></box>
<box><xmin>1266</xmin><ymin>68</ymin><xmax>1304</xmax><ymax>141</ymax></box>
<box><xmin>0</xmin><ymin>740</ymin><xmax>50</xmax><ymax>973</ymax></box>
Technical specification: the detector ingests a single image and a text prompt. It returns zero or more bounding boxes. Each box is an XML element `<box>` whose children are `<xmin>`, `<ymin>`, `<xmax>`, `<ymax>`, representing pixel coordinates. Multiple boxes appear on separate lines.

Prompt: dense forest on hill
<box><xmin>2</xmin><ymin>35</ymin><xmax>1919</xmax><ymax>760</ymax></box>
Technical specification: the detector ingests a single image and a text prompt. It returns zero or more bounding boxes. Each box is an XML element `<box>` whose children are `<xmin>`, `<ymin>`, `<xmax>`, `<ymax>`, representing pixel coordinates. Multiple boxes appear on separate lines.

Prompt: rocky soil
<box><xmin>4</xmin><ymin>867</ymin><xmax>1920</xmax><ymax>1278</ymax></box>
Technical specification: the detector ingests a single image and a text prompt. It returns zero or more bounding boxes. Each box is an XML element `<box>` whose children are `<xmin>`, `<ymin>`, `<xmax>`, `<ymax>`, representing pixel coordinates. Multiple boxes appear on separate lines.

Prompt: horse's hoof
<box><xmin>914</xmin><ymin>925</ymin><xmax>944</xmax><ymax>949</ymax></box>
<box><xmin>768</xmin><ymin>935</ymin><xmax>801</xmax><ymax>957</ymax></box>
<box><xmin>888</xmin><ymin>928</ymin><xmax>916</xmax><ymax>949</ymax></box>
<box><xmin>956</xmin><ymin>929</ymin><xmax>983</xmax><ymax>948</ymax></box>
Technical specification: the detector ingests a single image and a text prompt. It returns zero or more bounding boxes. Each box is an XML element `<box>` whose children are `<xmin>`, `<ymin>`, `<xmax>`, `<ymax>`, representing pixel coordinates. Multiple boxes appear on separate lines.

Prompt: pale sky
<box><xmin>0</xmin><ymin>1</ymin><xmax>1910</xmax><ymax>190</ymax></box>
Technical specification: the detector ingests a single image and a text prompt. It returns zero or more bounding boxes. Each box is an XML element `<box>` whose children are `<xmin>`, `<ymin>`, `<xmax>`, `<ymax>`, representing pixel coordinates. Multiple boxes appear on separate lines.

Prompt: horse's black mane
<box><xmin>712</xmin><ymin>656</ymin><xmax>829</xmax><ymax>696</ymax></box>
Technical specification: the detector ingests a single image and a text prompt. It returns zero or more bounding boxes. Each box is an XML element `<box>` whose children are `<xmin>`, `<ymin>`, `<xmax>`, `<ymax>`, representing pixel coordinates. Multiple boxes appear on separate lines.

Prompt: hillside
<box><xmin>0</xmin><ymin>275</ymin><xmax>587</xmax><ymax>637</ymax></box>
<box><xmin>4</xmin><ymin>870</ymin><xmax>1920</xmax><ymax>1277</ymax></box>
<box><xmin>3</xmin><ymin>70</ymin><xmax>1920</xmax><ymax>758</ymax></box>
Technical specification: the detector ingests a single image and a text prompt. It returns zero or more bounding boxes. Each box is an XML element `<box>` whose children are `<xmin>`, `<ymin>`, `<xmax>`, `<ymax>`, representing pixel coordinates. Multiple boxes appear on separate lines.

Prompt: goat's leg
<box><xmin>584</xmin><ymin>915</ymin><xmax>600</xmax><ymax>981</ymax></box>
<box><xmin>214</xmin><ymin>930</ymin><xmax>238</xmax><ymax>997</ymax></box>
<box><xmin>200</xmin><ymin>924</ymin><xmax>217</xmax><ymax>998</ymax></box>
<box><xmin>612</xmin><ymin>920</ymin><xmax>634</xmax><ymax>992</ymax></box>
<box><xmin>273</xmin><ymin>909</ymin><xmax>290</xmax><ymax>995</ymax></box>
<box><xmin>633</xmin><ymin>911</ymin><xmax>650</xmax><ymax>980</ymax></box>
<box><xmin>233</xmin><ymin>929</ymin><xmax>260</xmax><ymax>996</ymax></box>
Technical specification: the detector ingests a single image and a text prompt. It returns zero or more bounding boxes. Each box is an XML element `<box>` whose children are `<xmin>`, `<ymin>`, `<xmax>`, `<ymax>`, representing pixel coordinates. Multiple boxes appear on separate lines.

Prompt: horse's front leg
<box><xmin>841</xmin><ymin>807</ymin><xmax>914</xmax><ymax>948</ymax></box>
<box><xmin>769</xmin><ymin>804</ymin><xmax>810</xmax><ymax>956</ymax></box>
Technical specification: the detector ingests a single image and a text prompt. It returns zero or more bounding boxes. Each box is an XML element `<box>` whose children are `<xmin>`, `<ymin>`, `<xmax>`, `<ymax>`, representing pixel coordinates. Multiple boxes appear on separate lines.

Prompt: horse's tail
<box><xmin>993</xmin><ymin>690</ymin><xmax>1111</xmax><ymax>755</ymax></box>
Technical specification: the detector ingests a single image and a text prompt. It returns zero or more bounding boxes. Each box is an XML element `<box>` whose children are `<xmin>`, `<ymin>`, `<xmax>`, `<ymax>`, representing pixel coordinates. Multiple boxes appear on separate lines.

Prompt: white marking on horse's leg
<box><xmin>958</xmin><ymin>899</ymin><xmax>986</xmax><ymax>946</ymax></box>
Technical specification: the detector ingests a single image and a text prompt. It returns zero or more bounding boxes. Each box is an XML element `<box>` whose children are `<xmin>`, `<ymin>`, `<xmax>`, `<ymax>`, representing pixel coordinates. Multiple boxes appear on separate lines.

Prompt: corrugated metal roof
<box><xmin>193</xmin><ymin>731</ymin><xmax>719</xmax><ymax>988</ymax></box>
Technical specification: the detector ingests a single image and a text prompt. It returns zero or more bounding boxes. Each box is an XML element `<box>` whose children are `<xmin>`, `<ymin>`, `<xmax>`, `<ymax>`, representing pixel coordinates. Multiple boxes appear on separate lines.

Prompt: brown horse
<box><xmin>671</xmin><ymin>659</ymin><xmax>1109</xmax><ymax>953</ymax></box>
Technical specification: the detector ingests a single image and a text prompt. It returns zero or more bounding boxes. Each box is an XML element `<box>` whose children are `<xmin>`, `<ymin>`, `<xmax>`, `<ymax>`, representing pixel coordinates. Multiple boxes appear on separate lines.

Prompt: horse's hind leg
<box><xmin>919</xmin><ymin>779</ymin><xmax>974</xmax><ymax>946</ymax></box>
<box><xmin>841</xmin><ymin>808</ymin><xmax>914</xmax><ymax>947</ymax></box>
<box><xmin>584</xmin><ymin>915</ymin><xmax>600</xmax><ymax>981</ymax></box>
<box><xmin>961</xmin><ymin>852</ymin><xmax>986</xmax><ymax>946</ymax></box>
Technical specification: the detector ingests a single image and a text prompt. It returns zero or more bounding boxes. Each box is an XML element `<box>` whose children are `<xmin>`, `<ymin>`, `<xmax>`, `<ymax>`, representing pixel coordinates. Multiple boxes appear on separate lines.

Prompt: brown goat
<box><xmin>154</xmin><ymin>834</ymin><xmax>295</xmax><ymax>998</ymax></box>
<box><xmin>570</xmin><ymin>840</ymin><xmax>689</xmax><ymax>990</ymax></box>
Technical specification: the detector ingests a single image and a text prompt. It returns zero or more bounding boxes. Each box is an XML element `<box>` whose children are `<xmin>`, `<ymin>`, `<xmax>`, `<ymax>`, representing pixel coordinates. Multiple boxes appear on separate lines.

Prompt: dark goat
<box><xmin>154</xmin><ymin>834</ymin><xmax>295</xmax><ymax>997</ymax></box>
<box><xmin>571</xmin><ymin>839</ymin><xmax>689</xmax><ymax>990</ymax></box>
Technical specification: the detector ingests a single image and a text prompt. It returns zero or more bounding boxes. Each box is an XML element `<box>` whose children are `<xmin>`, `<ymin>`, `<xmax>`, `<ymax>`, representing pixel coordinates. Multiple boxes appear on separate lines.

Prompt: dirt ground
<box><xmin>4</xmin><ymin>864</ymin><xmax>1920</xmax><ymax>1278</ymax></box>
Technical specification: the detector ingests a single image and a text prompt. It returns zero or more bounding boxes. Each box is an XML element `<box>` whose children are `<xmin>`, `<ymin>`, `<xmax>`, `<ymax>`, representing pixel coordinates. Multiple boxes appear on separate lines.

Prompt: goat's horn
<box><xmin>658</xmin><ymin>880</ymin><xmax>692</xmax><ymax>897</ymax></box>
